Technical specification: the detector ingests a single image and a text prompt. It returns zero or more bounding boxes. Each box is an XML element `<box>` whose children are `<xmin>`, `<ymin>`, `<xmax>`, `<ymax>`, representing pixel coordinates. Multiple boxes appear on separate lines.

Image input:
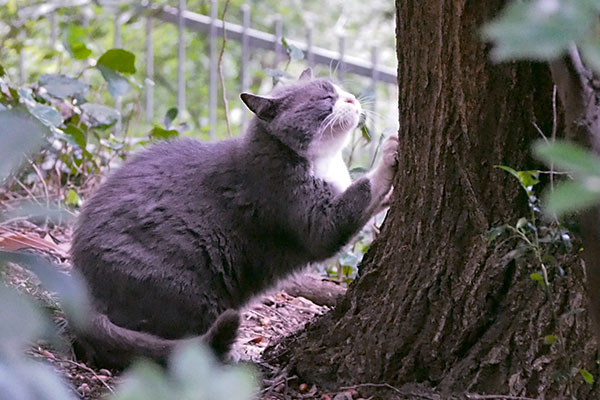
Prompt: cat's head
<box><xmin>241</xmin><ymin>68</ymin><xmax>362</xmax><ymax>157</ymax></box>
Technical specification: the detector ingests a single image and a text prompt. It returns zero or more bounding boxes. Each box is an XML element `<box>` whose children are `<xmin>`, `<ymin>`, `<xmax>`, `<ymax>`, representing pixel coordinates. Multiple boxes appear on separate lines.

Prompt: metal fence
<box><xmin>20</xmin><ymin>0</ymin><xmax>398</xmax><ymax>139</ymax></box>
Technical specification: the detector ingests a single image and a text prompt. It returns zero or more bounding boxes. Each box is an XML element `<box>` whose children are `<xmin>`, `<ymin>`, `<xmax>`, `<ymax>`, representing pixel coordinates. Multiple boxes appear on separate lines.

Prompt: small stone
<box><xmin>77</xmin><ymin>383</ymin><xmax>91</xmax><ymax>395</ymax></box>
<box><xmin>99</xmin><ymin>368</ymin><xmax>112</xmax><ymax>377</ymax></box>
<box><xmin>274</xmin><ymin>383</ymin><xmax>285</xmax><ymax>392</ymax></box>
<box><xmin>333</xmin><ymin>392</ymin><xmax>353</xmax><ymax>400</ymax></box>
<box><xmin>299</xmin><ymin>383</ymin><xmax>309</xmax><ymax>393</ymax></box>
<box><xmin>320</xmin><ymin>395</ymin><xmax>332</xmax><ymax>400</ymax></box>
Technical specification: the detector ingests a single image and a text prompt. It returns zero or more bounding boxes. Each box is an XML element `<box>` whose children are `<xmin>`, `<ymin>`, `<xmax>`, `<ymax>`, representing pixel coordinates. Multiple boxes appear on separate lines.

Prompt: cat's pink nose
<box><xmin>345</xmin><ymin>98</ymin><xmax>355</xmax><ymax>104</ymax></box>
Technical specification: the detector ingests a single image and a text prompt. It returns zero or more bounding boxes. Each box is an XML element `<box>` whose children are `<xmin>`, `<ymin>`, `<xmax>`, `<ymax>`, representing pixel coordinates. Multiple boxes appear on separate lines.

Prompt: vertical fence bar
<box><xmin>114</xmin><ymin>13</ymin><xmax>122</xmax><ymax>135</ymax></box>
<box><xmin>240</xmin><ymin>3</ymin><xmax>250</xmax><ymax>132</ymax></box>
<box><xmin>337</xmin><ymin>34</ymin><xmax>345</xmax><ymax>80</ymax></box>
<box><xmin>18</xmin><ymin>31</ymin><xmax>25</xmax><ymax>84</ymax></box>
<box><xmin>177</xmin><ymin>0</ymin><xmax>186</xmax><ymax>115</ymax></box>
<box><xmin>49</xmin><ymin>12</ymin><xmax>58</xmax><ymax>49</ymax></box>
<box><xmin>273</xmin><ymin>14</ymin><xmax>282</xmax><ymax>67</ymax></box>
<box><xmin>305</xmin><ymin>23</ymin><xmax>313</xmax><ymax>68</ymax></box>
<box><xmin>370</xmin><ymin>45</ymin><xmax>379</xmax><ymax>157</ymax></box>
<box><xmin>209</xmin><ymin>0</ymin><xmax>217</xmax><ymax>140</ymax></box>
<box><xmin>145</xmin><ymin>2</ymin><xmax>154</xmax><ymax>123</ymax></box>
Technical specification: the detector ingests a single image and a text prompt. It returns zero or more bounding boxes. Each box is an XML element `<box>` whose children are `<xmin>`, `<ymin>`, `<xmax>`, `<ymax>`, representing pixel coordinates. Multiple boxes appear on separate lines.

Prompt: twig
<box><xmin>466</xmin><ymin>394</ymin><xmax>538</xmax><ymax>400</ymax></box>
<box><xmin>217</xmin><ymin>0</ymin><xmax>233</xmax><ymax>137</ymax></box>
<box><xmin>340</xmin><ymin>382</ymin><xmax>404</xmax><ymax>395</ymax></box>
<box><xmin>55</xmin><ymin>358</ymin><xmax>115</xmax><ymax>394</ymax></box>
<box><xmin>28</xmin><ymin>158</ymin><xmax>50</xmax><ymax>226</ymax></box>
<box><xmin>12</xmin><ymin>179</ymin><xmax>42</xmax><ymax>206</ymax></box>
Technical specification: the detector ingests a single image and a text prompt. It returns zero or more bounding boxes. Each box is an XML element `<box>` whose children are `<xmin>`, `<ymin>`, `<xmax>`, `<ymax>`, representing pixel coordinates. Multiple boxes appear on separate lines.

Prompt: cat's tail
<box><xmin>74</xmin><ymin>309</ymin><xmax>240</xmax><ymax>368</ymax></box>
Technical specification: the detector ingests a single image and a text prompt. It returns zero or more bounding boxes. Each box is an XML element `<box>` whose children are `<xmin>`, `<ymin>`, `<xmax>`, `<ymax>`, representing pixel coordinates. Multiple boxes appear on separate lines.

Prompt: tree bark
<box><xmin>268</xmin><ymin>1</ymin><xmax>599</xmax><ymax>398</ymax></box>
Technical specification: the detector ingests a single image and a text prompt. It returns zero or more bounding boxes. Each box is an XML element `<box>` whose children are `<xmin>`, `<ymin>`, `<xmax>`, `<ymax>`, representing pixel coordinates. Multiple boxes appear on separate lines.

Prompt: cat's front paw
<box><xmin>379</xmin><ymin>134</ymin><xmax>398</xmax><ymax>179</ymax></box>
<box><xmin>367</xmin><ymin>134</ymin><xmax>398</xmax><ymax>213</ymax></box>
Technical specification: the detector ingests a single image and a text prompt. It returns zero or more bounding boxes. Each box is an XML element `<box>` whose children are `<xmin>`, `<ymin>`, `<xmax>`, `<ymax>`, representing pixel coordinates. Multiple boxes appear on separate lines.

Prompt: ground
<box><xmin>0</xmin><ymin>218</ymin><xmax>372</xmax><ymax>400</ymax></box>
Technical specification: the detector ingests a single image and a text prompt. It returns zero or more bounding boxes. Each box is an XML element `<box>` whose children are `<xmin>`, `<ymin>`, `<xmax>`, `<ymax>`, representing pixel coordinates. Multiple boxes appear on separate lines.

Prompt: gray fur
<box><xmin>71</xmin><ymin>71</ymin><xmax>397</xmax><ymax>367</ymax></box>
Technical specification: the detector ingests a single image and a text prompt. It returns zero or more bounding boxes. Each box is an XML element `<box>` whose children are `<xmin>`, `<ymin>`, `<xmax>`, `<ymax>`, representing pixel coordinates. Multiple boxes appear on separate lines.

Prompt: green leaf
<box><xmin>97</xmin><ymin>49</ymin><xmax>136</xmax><ymax>74</ymax></box>
<box><xmin>64</xmin><ymin>25</ymin><xmax>92</xmax><ymax>60</ymax></box>
<box><xmin>81</xmin><ymin>103</ymin><xmax>119</xmax><ymax>127</ymax></box>
<box><xmin>281</xmin><ymin>37</ymin><xmax>304</xmax><ymax>61</ymax></box>
<box><xmin>516</xmin><ymin>217</ymin><xmax>528</xmax><ymax>230</ymax></box>
<box><xmin>97</xmin><ymin>65</ymin><xmax>131</xmax><ymax>98</ymax></box>
<box><xmin>530</xmin><ymin>272</ymin><xmax>546</xmax><ymax>288</ymax></box>
<box><xmin>64</xmin><ymin>124</ymin><xmax>86</xmax><ymax>149</ymax></box>
<box><xmin>580</xmin><ymin>369</ymin><xmax>595</xmax><ymax>384</ymax></box>
<box><xmin>543</xmin><ymin>334</ymin><xmax>558</xmax><ymax>345</ymax></box>
<box><xmin>164</xmin><ymin>107</ymin><xmax>178</xmax><ymax>129</ymax></box>
<box><xmin>517</xmin><ymin>170</ymin><xmax>539</xmax><ymax>187</ymax></box>
<box><xmin>66</xmin><ymin>189</ymin><xmax>80</xmax><ymax>207</ymax></box>
<box><xmin>360</xmin><ymin>123</ymin><xmax>372</xmax><ymax>142</ymax></box>
<box><xmin>482</xmin><ymin>0</ymin><xmax>596</xmax><ymax>61</ymax></box>
<box><xmin>150</xmin><ymin>126</ymin><xmax>179</xmax><ymax>140</ymax></box>
<box><xmin>545</xmin><ymin>180</ymin><xmax>600</xmax><ymax>217</ymax></box>
<box><xmin>487</xmin><ymin>225</ymin><xmax>508</xmax><ymax>243</ymax></box>
<box><xmin>27</xmin><ymin>103</ymin><xmax>63</xmax><ymax>127</ymax></box>
<box><xmin>38</xmin><ymin>74</ymin><xmax>89</xmax><ymax>100</ymax></box>
<box><xmin>0</xmin><ymin>64</ymin><xmax>5</xmax><ymax>77</ymax></box>
<box><xmin>534</xmin><ymin>140</ymin><xmax>600</xmax><ymax>177</ymax></box>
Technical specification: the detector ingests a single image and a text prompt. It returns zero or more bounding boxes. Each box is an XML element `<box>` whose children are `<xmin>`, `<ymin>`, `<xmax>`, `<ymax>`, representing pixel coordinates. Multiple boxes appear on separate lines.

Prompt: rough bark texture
<box><xmin>267</xmin><ymin>1</ymin><xmax>599</xmax><ymax>398</ymax></box>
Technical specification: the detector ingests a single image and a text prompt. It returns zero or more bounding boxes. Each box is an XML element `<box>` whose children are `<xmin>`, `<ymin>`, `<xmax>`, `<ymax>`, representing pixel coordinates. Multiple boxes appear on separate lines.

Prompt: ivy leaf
<box><xmin>64</xmin><ymin>25</ymin><xmax>92</xmax><ymax>60</ymax></box>
<box><xmin>81</xmin><ymin>103</ymin><xmax>119</xmax><ymax>127</ymax></box>
<box><xmin>64</xmin><ymin>124</ymin><xmax>86</xmax><ymax>149</ymax></box>
<box><xmin>38</xmin><ymin>74</ymin><xmax>89</xmax><ymax>100</ymax></box>
<box><xmin>580</xmin><ymin>369</ymin><xmax>595</xmax><ymax>384</ymax></box>
<box><xmin>97</xmin><ymin>65</ymin><xmax>131</xmax><ymax>98</ymax></box>
<box><xmin>487</xmin><ymin>225</ymin><xmax>508</xmax><ymax>243</ymax></box>
<box><xmin>164</xmin><ymin>107</ymin><xmax>178</xmax><ymax>129</ymax></box>
<box><xmin>150</xmin><ymin>126</ymin><xmax>179</xmax><ymax>140</ymax></box>
<box><xmin>97</xmin><ymin>49</ymin><xmax>137</xmax><ymax>74</ymax></box>
<box><xmin>27</xmin><ymin>103</ymin><xmax>63</xmax><ymax>127</ymax></box>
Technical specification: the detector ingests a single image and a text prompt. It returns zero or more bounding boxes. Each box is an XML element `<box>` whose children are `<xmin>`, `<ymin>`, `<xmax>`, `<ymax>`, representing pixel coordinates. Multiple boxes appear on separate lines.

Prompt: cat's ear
<box><xmin>298</xmin><ymin>67</ymin><xmax>313</xmax><ymax>81</ymax></box>
<box><xmin>240</xmin><ymin>93</ymin><xmax>278</xmax><ymax>121</ymax></box>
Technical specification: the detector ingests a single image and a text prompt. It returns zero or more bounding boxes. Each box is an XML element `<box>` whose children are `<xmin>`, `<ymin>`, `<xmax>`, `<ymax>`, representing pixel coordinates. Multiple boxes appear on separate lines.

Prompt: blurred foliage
<box><xmin>0</xmin><ymin>62</ymin><xmax>257</xmax><ymax>400</ymax></box>
<box><xmin>484</xmin><ymin>0</ymin><xmax>600</xmax><ymax>218</ymax></box>
<box><xmin>0</xmin><ymin>0</ymin><xmax>397</xmax><ymax>148</ymax></box>
<box><xmin>0</xmin><ymin>1</ymin><xmax>395</xmax><ymax>397</ymax></box>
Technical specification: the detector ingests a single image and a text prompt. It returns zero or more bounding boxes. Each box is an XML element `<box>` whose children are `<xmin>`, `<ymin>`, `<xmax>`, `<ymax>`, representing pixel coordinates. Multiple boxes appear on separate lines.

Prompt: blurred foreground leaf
<box><xmin>482</xmin><ymin>0</ymin><xmax>597</xmax><ymax>61</ymax></box>
<box><xmin>112</xmin><ymin>344</ymin><xmax>258</xmax><ymax>400</ymax></box>
<box><xmin>0</xmin><ymin>251</ymin><xmax>90</xmax><ymax>328</ymax></box>
<box><xmin>38</xmin><ymin>74</ymin><xmax>89</xmax><ymax>100</ymax></box>
<box><xmin>0</xmin><ymin>108</ymin><xmax>48</xmax><ymax>183</ymax></box>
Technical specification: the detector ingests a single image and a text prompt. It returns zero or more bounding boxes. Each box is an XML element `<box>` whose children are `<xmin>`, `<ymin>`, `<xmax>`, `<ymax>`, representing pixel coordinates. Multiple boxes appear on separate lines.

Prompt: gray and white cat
<box><xmin>71</xmin><ymin>68</ymin><xmax>398</xmax><ymax>367</ymax></box>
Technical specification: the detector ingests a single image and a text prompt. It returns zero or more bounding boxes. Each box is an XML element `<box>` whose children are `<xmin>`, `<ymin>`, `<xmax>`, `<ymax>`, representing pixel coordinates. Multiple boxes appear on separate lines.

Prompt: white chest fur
<box><xmin>311</xmin><ymin>151</ymin><xmax>352</xmax><ymax>192</ymax></box>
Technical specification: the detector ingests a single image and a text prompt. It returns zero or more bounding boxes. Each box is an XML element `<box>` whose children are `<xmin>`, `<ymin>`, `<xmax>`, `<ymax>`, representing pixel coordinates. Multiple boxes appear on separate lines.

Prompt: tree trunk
<box><xmin>268</xmin><ymin>1</ymin><xmax>598</xmax><ymax>398</ymax></box>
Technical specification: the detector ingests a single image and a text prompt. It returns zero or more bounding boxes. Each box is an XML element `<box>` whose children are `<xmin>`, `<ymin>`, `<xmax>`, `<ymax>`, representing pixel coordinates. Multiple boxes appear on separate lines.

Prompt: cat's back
<box><xmin>71</xmin><ymin>138</ymin><xmax>241</xmax><ymax>265</ymax></box>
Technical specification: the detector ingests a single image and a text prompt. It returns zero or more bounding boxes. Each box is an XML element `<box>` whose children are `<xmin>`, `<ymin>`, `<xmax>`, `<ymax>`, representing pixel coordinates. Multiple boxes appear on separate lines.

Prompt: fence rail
<box><xmin>20</xmin><ymin>1</ymin><xmax>397</xmax><ymax>139</ymax></box>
